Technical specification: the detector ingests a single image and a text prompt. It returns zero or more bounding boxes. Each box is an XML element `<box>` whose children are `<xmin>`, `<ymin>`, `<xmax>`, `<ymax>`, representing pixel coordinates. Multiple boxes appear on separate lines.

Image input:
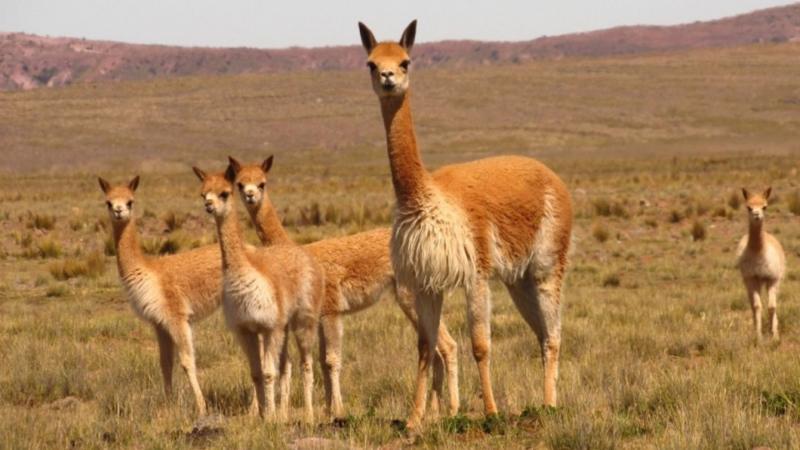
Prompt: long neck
<box><xmin>112</xmin><ymin>219</ymin><xmax>146</xmax><ymax>277</ymax></box>
<box><xmin>747</xmin><ymin>219</ymin><xmax>765</xmax><ymax>251</ymax></box>
<box><xmin>379</xmin><ymin>90</ymin><xmax>430</xmax><ymax>207</ymax></box>
<box><xmin>247</xmin><ymin>193</ymin><xmax>293</xmax><ymax>246</ymax></box>
<box><xmin>215</xmin><ymin>204</ymin><xmax>249</xmax><ymax>270</ymax></box>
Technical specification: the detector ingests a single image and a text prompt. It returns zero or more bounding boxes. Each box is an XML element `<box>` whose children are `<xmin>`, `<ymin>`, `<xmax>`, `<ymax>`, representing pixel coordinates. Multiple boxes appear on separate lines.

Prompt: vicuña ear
<box><xmin>764</xmin><ymin>186</ymin><xmax>772</xmax><ymax>200</ymax></box>
<box><xmin>262</xmin><ymin>155</ymin><xmax>274</xmax><ymax>173</ymax></box>
<box><xmin>228</xmin><ymin>156</ymin><xmax>243</xmax><ymax>174</ymax></box>
<box><xmin>741</xmin><ymin>188</ymin><xmax>750</xmax><ymax>200</ymax></box>
<box><xmin>224</xmin><ymin>164</ymin><xmax>237</xmax><ymax>183</ymax></box>
<box><xmin>399</xmin><ymin>20</ymin><xmax>417</xmax><ymax>51</ymax></box>
<box><xmin>128</xmin><ymin>175</ymin><xmax>140</xmax><ymax>192</ymax></box>
<box><xmin>193</xmin><ymin>166</ymin><xmax>207</xmax><ymax>182</ymax></box>
<box><xmin>358</xmin><ymin>22</ymin><xmax>377</xmax><ymax>54</ymax></box>
<box><xmin>98</xmin><ymin>177</ymin><xmax>111</xmax><ymax>194</ymax></box>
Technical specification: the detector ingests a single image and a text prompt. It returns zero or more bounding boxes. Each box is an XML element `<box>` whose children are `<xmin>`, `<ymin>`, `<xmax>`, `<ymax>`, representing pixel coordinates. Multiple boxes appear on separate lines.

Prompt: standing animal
<box><xmin>98</xmin><ymin>176</ymin><xmax>220</xmax><ymax>416</ymax></box>
<box><xmin>194</xmin><ymin>166</ymin><xmax>325</xmax><ymax>423</ymax></box>
<box><xmin>736</xmin><ymin>187</ymin><xmax>785</xmax><ymax>341</ymax></box>
<box><xmin>358</xmin><ymin>21</ymin><xmax>573</xmax><ymax>429</ymax></box>
<box><xmin>228</xmin><ymin>155</ymin><xmax>460</xmax><ymax>419</ymax></box>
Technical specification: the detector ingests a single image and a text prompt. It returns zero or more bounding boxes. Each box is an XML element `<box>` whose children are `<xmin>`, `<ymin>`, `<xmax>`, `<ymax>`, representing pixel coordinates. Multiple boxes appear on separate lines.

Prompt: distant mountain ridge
<box><xmin>2</xmin><ymin>3</ymin><xmax>799</xmax><ymax>91</ymax></box>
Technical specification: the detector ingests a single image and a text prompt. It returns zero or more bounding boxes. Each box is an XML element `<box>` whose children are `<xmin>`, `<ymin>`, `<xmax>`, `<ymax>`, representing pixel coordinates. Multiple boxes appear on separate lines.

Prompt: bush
<box><xmin>25</xmin><ymin>212</ymin><xmax>56</xmax><ymax>231</ymax></box>
<box><xmin>592</xmin><ymin>224</ymin><xmax>610</xmax><ymax>243</ymax></box>
<box><xmin>49</xmin><ymin>252</ymin><xmax>106</xmax><ymax>280</ymax></box>
<box><xmin>162</xmin><ymin>211</ymin><xmax>187</xmax><ymax>232</ymax></box>
<box><xmin>602</xmin><ymin>274</ymin><xmax>621</xmax><ymax>288</ymax></box>
<box><xmin>787</xmin><ymin>190</ymin><xmax>800</xmax><ymax>216</ymax></box>
<box><xmin>691</xmin><ymin>221</ymin><xmax>707</xmax><ymax>241</ymax></box>
<box><xmin>668</xmin><ymin>210</ymin><xmax>683</xmax><ymax>224</ymax></box>
<box><xmin>142</xmin><ymin>236</ymin><xmax>181</xmax><ymax>255</ymax></box>
<box><xmin>727</xmin><ymin>191</ymin><xmax>742</xmax><ymax>210</ymax></box>
<box><xmin>22</xmin><ymin>239</ymin><xmax>62</xmax><ymax>259</ymax></box>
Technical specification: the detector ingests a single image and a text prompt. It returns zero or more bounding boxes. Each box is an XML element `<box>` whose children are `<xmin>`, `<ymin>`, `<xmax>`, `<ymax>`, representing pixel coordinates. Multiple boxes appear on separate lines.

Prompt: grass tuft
<box><xmin>49</xmin><ymin>252</ymin><xmax>106</xmax><ymax>280</ymax></box>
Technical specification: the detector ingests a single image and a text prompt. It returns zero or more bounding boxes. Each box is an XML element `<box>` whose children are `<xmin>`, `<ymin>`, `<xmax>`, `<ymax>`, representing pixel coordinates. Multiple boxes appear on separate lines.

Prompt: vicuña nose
<box><xmin>205</xmin><ymin>200</ymin><xmax>213</xmax><ymax>208</ymax></box>
<box><xmin>381</xmin><ymin>70</ymin><xmax>394</xmax><ymax>78</ymax></box>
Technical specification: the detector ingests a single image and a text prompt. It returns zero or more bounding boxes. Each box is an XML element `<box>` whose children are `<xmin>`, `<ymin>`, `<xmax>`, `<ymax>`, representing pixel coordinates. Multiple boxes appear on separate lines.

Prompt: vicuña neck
<box><xmin>247</xmin><ymin>194</ymin><xmax>293</xmax><ymax>246</ymax></box>
<box><xmin>112</xmin><ymin>219</ymin><xmax>146</xmax><ymax>277</ymax></box>
<box><xmin>215</xmin><ymin>204</ymin><xmax>248</xmax><ymax>270</ymax></box>
<box><xmin>380</xmin><ymin>90</ymin><xmax>430</xmax><ymax>206</ymax></box>
<box><xmin>747</xmin><ymin>220</ymin><xmax>765</xmax><ymax>251</ymax></box>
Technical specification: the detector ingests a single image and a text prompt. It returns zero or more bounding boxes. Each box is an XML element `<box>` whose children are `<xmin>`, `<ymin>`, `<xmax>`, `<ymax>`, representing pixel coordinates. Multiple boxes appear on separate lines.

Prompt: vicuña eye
<box><xmin>400</xmin><ymin>59</ymin><xmax>410</xmax><ymax>70</ymax></box>
<box><xmin>367</xmin><ymin>61</ymin><xmax>377</xmax><ymax>71</ymax></box>
<box><xmin>126</xmin><ymin>200</ymin><xmax>133</xmax><ymax>208</ymax></box>
<box><xmin>220</xmin><ymin>192</ymin><xmax>230</xmax><ymax>200</ymax></box>
<box><xmin>258</xmin><ymin>183</ymin><xmax>265</xmax><ymax>190</ymax></box>
<box><xmin>237</xmin><ymin>182</ymin><xmax>244</xmax><ymax>191</ymax></box>
<box><xmin>106</xmin><ymin>201</ymin><xmax>112</xmax><ymax>209</ymax></box>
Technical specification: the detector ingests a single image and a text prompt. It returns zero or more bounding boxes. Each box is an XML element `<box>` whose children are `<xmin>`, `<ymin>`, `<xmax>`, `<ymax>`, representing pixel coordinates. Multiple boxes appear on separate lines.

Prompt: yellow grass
<box><xmin>1</xmin><ymin>42</ymin><xmax>800</xmax><ymax>448</ymax></box>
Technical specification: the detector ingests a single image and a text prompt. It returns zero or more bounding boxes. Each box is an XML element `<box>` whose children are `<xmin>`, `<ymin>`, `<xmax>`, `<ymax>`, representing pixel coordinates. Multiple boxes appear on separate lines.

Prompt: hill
<box><xmin>1</xmin><ymin>3</ymin><xmax>799</xmax><ymax>90</ymax></box>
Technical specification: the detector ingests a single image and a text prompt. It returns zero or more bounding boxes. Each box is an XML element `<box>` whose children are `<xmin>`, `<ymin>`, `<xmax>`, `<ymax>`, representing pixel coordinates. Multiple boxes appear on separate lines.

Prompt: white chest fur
<box><xmin>222</xmin><ymin>267</ymin><xmax>278</xmax><ymax>331</ymax></box>
<box><xmin>391</xmin><ymin>188</ymin><xmax>477</xmax><ymax>293</ymax></box>
<box><xmin>122</xmin><ymin>268</ymin><xmax>164</xmax><ymax>322</ymax></box>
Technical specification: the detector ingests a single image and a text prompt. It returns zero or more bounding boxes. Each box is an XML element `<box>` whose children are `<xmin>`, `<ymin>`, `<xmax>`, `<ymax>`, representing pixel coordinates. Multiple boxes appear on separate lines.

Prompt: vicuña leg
<box><xmin>395</xmin><ymin>283</ymin><xmax>459</xmax><ymax>416</ymax></box>
<box><xmin>745</xmin><ymin>277</ymin><xmax>763</xmax><ymax>341</ymax></box>
<box><xmin>170</xmin><ymin>322</ymin><xmax>208</xmax><ymax>416</ymax></box>
<box><xmin>277</xmin><ymin>327</ymin><xmax>292</xmax><ymax>422</ymax></box>
<box><xmin>466</xmin><ymin>277</ymin><xmax>497</xmax><ymax>415</ymax></box>
<box><xmin>154</xmin><ymin>325</ymin><xmax>175</xmax><ymax>400</ymax></box>
<box><xmin>294</xmin><ymin>317</ymin><xmax>318</xmax><ymax>424</ymax></box>
<box><xmin>507</xmin><ymin>269</ymin><xmax>563</xmax><ymax>407</ymax></box>
<box><xmin>318</xmin><ymin>313</ymin><xmax>344</xmax><ymax>419</ymax></box>
<box><xmin>766</xmin><ymin>279</ymin><xmax>780</xmax><ymax>340</ymax></box>
<box><xmin>407</xmin><ymin>289</ymin><xmax>444</xmax><ymax>430</ymax></box>
<box><xmin>239</xmin><ymin>329</ymin><xmax>267</xmax><ymax>418</ymax></box>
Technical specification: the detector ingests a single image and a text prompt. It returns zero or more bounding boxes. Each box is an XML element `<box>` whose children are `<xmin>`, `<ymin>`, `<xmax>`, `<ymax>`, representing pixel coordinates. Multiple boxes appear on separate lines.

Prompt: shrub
<box><xmin>162</xmin><ymin>211</ymin><xmax>186</xmax><ymax>232</ymax></box>
<box><xmin>602</xmin><ymin>274</ymin><xmax>621</xmax><ymax>288</ymax></box>
<box><xmin>22</xmin><ymin>239</ymin><xmax>62</xmax><ymax>259</ymax></box>
<box><xmin>49</xmin><ymin>252</ymin><xmax>106</xmax><ymax>280</ymax></box>
<box><xmin>25</xmin><ymin>212</ymin><xmax>56</xmax><ymax>231</ymax></box>
<box><xmin>668</xmin><ymin>210</ymin><xmax>683</xmax><ymax>224</ymax></box>
<box><xmin>727</xmin><ymin>191</ymin><xmax>742</xmax><ymax>210</ymax></box>
<box><xmin>592</xmin><ymin>224</ymin><xmax>610</xmax><ymax>243</ymax></box>
<box><xmin>787</xmin><ymin>190</ymin><xmax>800</xmax><ymax>216</ymax></box>
<box><xmin>691</xmin><ymin>221</ymin><xmax>707</xmax><ymax>241</ymax></box>
<box><xmin>104</xmin><ymin>236</ymin><xmax>116</xmax><ymax>256</ymax></box>
<box><xmin>142</xmin><ymin>236</ymin><xmax>181</xmax><ymax>255</ymax></box>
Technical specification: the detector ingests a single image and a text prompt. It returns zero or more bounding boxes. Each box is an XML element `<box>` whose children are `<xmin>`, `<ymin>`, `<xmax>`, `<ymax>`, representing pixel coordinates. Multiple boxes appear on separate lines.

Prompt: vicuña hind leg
<box><xmin>766</xmin><ymin>279</ymin><xmax>780</xmax><ymax>340</ymax></box>
<box><xmin>407</xmin><ymin>289</ymin><xmax>444</xmax><ymax>430</ymax></box>
<box><xmin>466</xmin><ymin>277</ymin><xmax>497</xmax><ymax>416</ymax></box>
<box><xmin>293</xmin><ymin>317</ymin><xmax>318</xmax><ymax>424</ymax></box>
<box><xmin>506</xmin><ymin>269</ymin><xmax>563</xmax><ymax>407</ymax></box>
<box><xmin>169</xmin><ymin>322</ymin><xmax>208</xmax><ymax>416</ymax></box>
<box><xmin>277</xmin><ymin>326</ymin><xmax>292</xmax><ymax>422</ymax></box>
<box><xmin>744</xmin><ymin>277</ymin><xmax>763</xmax><ymax>342</ymax></box>
<box><xmin>318</xmin><ymin>314</ymin><xmax>344</xmax><ymax>419</ymax></box>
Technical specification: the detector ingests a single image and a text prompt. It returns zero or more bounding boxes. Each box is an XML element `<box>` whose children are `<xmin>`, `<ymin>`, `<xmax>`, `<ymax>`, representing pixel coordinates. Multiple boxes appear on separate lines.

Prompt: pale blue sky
<box><xmin>0</xmin><ymin>1</ymin><xmax>793</xmax><ymax>48</ymax></box>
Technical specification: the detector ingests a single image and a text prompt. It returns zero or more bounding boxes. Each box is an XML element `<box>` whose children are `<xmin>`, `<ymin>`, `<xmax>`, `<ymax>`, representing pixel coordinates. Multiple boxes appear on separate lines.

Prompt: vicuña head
<box><xmin>742</xmin><ymin>187</ymin><xmax>772</xmax><ymax>223</ymax></box>
<box><xmin>358</xmin><ymin>20</ymin><xmax>416</xmax><ymax>98</ymax></box>
<box><xmin>229</xmin><ymin>155</ymin><xmax>273</xmax><ymax>209</ymax></box>
<box><xmin>98</xmin><ymin>176</ymin><xmax>139</xmax><ymax>222</ymax></box>
<box><xmin>193</xmin><ymin>166</ymin><xmax>236</xmax><ymax>219</ymax></box>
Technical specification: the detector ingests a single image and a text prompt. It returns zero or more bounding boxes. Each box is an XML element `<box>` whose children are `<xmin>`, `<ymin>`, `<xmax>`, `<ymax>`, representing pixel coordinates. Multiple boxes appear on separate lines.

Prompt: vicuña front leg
<box><xmin>766</xmin><ymin>279</ymin><xmax>780</xmax><ymax>340</ymax></box>
<box><xmin>407</xmin><ymin>290</ymin><xmax>444</xmax><ymax>430</ymax></box>
<box><xmin>154</xmin><ymin>325</ymin><xmax>175</xmax><ymax>400</ymax></box>
<box><xmin>745</xmin><ymin>277</ymin><xmax>763</xmax><ymax>342</ymax></box>
<box><xmin>466</xmin><ymin>278</ymin><xmax>497</xmax><ymax>415</ymax></box>
<box><xmin>170</xmin><ymin>322</ymin><xmax>208</xmax><ymax>416</ymax></box>
<box><xmin>239</xmin><ymin>330</ymin><xmax>267</xmax><ymax>418</ymax></box>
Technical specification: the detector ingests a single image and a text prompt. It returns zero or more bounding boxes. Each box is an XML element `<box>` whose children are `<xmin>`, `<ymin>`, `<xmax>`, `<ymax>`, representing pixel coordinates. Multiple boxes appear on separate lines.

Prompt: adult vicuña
<box><xmin>358</xmin><ymin>21</ymin><xmax>573</xmax><ymax>428</ymax></box>
<box><xmin>98</xmin><ymin>176</ymin><xmax>218</xmax><ymax>416</ymax></box>
<box><xmin>194</xmin><ymin>166</ymin><xmax>324</xmax><ymax>423</ymax></box>
<box><xmin>736</xmin><ymin>187</ymin><xmax>785</xmax><ymax>341</ymax></box>
<box><xmin>229</xmin><ymin>155</ymin><xmax>459</xmax><ymax>419</ymax></box>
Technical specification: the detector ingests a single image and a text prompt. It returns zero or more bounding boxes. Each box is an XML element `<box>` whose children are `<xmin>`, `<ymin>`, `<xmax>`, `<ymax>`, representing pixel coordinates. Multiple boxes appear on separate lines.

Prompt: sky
<box><xmin>0</xmin><ymin>0</ymin><xmax>794</xmax><ymax>48</ymax></box>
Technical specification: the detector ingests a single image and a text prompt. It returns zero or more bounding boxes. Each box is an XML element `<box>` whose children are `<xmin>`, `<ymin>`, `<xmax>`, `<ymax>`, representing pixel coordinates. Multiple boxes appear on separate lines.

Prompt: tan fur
<box><xmin>195</xmin><ymin>168</ymin><xmax>324</xmax><ymax>423</ymax></box>
<box><xmin>359</xmin><ymin>21</ymin><xmax>573</xmax><ymax>428</ymax></box>
<box><xmin>229</xmin><ymin>157</ymin><xmax>460</xmax><ymax>419</ymax></box>
<box><xmin>736</xmin><ymin>187</ymin><xmax>786</xmax><ymax>341</ymax></box>
<box><xmin>98</xmin><ymin>176</ymin><xmax>219</xmax><ymax>416</ymax></box>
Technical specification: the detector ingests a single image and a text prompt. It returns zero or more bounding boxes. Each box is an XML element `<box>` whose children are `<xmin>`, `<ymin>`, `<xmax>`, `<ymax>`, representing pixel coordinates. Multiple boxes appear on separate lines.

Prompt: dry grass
<box><xmin>1</xmin><ymin>42</ymin><xmax>800</xmax><ymax>448</ymax></box>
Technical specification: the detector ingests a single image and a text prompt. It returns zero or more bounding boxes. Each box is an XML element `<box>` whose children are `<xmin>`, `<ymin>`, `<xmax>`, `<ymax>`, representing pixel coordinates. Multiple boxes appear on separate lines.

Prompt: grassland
<box><xmin>1</xmin><ymin>43</ymin><xmax>800</xmax><ymax>449</ymax></box>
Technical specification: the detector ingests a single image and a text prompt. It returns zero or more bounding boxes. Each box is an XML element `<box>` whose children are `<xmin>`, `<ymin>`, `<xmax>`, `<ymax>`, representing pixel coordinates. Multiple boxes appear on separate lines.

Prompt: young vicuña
<box><xmin>194</xmin><ymin>166</ymin><xmax>324</xmax><ymax>423</ymax></box>
<box><xmin>736</xmin><ymin>187</ymin><xmax>786</xmax><ymax>341</ymax></box>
